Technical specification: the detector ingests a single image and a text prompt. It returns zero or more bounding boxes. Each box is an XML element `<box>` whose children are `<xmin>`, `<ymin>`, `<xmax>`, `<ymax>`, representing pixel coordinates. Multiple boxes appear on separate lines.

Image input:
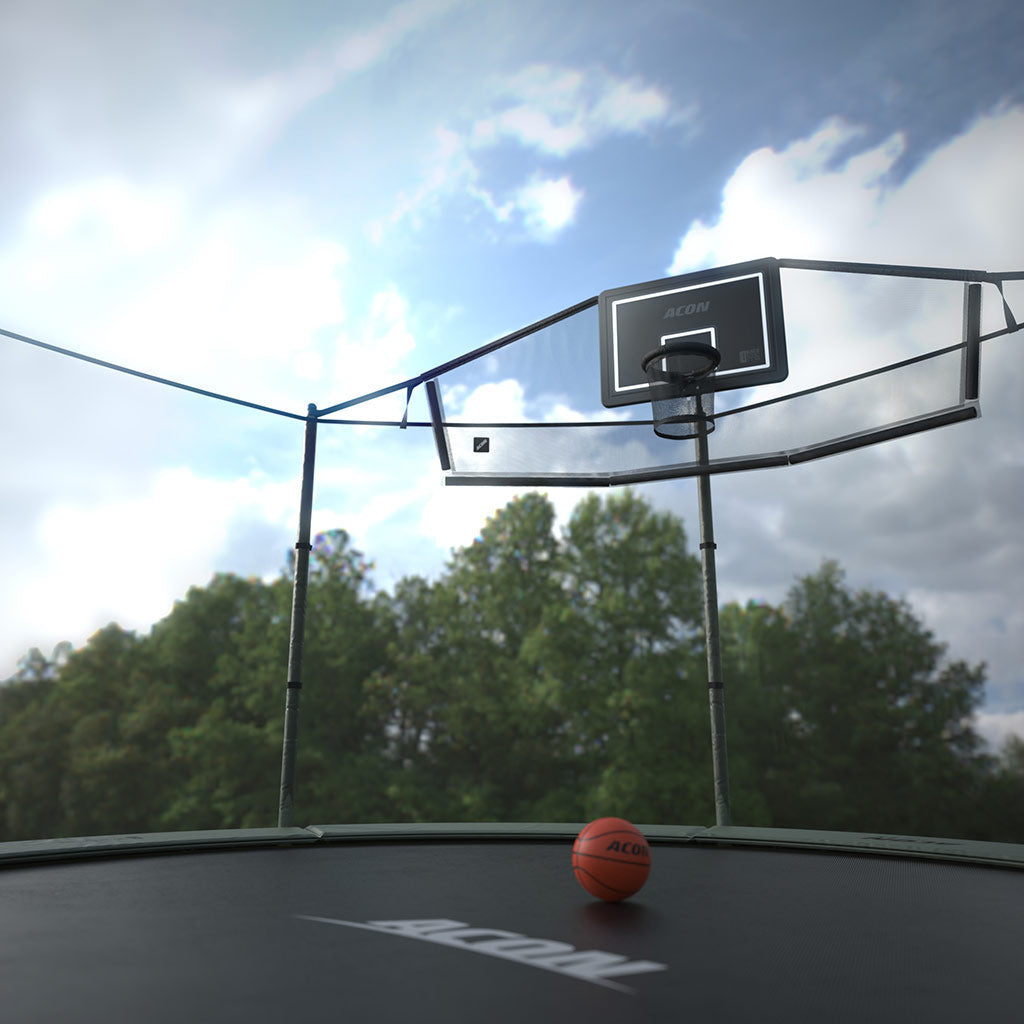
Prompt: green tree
<box><xmin>971</xmin><ymin>735</ymin><xmax>1024</xmax><ymax>842</ymax></box>
<box><xmin>528</xmin><ymin>490</ymin><xmax>709</xmax><ymax>821</ymax></box>
<box><xmin>156</xmin><ymin>572</ymin><xmax>291</xmax><ymax>830</ymax></box>
<box><xmin>55</xmin><ymin>624</ymin><xmax>154</xmax><ymax>836</ymax></box>
<box><xmin>368</xmin><ymin>493</ymin><xmax>574</xmax><ymax>820</ymax></box>
<box><xmin>3</xmin><ymin>500</ymin><xmax>1012</xmax><ymax>845</ymax></box>
<box><xmin>370</xmin><ymin>490</ymin><xmax>713</xmax><ymax>823</ymax></box>
<box><xmin>0</xmin><ymin>648</ymin><xmax>74</xmax><ymax>840</ymax></box>
<box><xmin>0</xmin><ymin>531</ymin><xmax>397</xmax><ymax>839</ymax></box>
<box><xmin>722</xmin><ymin>562</ymin><xmax>993</xmax><ymax>837</ymax></box>
<box><xmin>160</xmin><ymin>531</ymin><xmax>395</xmax><ymax>829</ymax></box>
<box><xmin>289</xmin><ymin>530</ymin><xmax>396</xmax><ymax>823</ymax></box>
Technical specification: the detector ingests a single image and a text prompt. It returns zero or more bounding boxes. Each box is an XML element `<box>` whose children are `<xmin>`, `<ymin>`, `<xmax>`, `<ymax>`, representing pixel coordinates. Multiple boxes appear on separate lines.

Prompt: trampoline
<box><xmin>3</xmin><ymin>823</ymin><xmax>1023</xmax><ymax>1022</ymax></box>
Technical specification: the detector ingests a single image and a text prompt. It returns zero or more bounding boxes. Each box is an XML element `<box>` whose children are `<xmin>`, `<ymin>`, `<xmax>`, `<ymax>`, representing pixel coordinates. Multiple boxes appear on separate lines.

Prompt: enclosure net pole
<box><xmin>278</xmin><ymin>404</ymin><xmax>319</xmax><ymax>828</ymax></box>
<box><xmin>695</xmin><ymin>418</ymin><xmax>732</xmax><ymax>826</ymax></box>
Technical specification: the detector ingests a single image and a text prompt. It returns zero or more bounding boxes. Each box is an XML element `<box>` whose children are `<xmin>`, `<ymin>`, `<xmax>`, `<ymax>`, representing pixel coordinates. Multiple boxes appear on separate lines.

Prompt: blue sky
<box><xmin>2</xmin><ymin>0</ymin><xmax>1023</xmax><ymax>746</ymax></box>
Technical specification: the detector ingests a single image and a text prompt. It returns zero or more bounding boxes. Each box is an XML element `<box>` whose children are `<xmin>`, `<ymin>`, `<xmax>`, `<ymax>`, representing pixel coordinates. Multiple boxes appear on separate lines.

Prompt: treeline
<box><xmin>2</xmin><ymin>491</ymin><xmax>1022</xmax><ymax>843</ymax></box>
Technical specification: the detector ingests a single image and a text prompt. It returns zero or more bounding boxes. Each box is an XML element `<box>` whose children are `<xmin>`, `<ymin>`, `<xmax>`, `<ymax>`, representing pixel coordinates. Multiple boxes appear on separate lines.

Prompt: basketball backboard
<box><xmin>599</xmin><ymin>258</ymin><xmax>788</xmax><ymax>408</ymax></box>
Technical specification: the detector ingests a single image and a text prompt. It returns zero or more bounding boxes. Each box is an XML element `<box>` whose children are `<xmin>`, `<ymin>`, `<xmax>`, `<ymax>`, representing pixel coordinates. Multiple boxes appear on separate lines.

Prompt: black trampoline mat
<box><xmin>3</xmin><ymin>839</ymin><xmax>1022</xmax><ymax>1022</ymax></box>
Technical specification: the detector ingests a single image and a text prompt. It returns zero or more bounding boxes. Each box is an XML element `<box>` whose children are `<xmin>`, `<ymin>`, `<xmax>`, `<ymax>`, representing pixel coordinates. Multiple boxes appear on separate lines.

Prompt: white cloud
<box><xmin>3</xmin><ymin>185</ymin><xmax>352</xmax><ymax>413</ymax></box>
<box><xmin>381</xmin><ymin>63</ymin><xmax>674</xmax><ymax>239</ymax></box>
<box><xmin>327</xmin><ymin>284</ymin><xmax>419</xmax><ymax>409</ymax></box>
<box><xmin>449</xmin><ymin>378</ymin><xmax>527</xmax><ymax>420</ymax></box>
<box><xmin>974</xmin><ymin>711</ymin><xmax>1024</xmax><ymax>754</ymax></box>
<box><xmin>8</xmin><ymin>179</ymin><xmax>187</xmax><ymax>299</ymax></box>
<box><xmin>472</xmin><ymin>64</ymin><xmax>674</xmax><ymax>157</ymax></box>
<box><xmin>514</xmin><ymin>175</ymin><xmax>583</xmax><ymax>240</ymax></box>
<box><xmin>29</xmin><ymin>178</ymin><xmax>183</xmax><ymax>253</ymax></box>
<box><xmin>668</xmin><ymin>118</ymin><xmax>906</xmax><ymax>272</ymax></box>
<box><xmin>97</xmin><ymin>220</ymin><xmax>349</xmax><ymax>407</ymax></box>
<box><xmin>669</xmin><ymin>106</ymin><xmax>1024</xmax><ymax>272</ymax></box>
<box><xmin>595</xmin><ymin>74</ymin><xmax>677</xmax><ymax>134</ymax></box>
<box><xmin>373</xmin><ymin>125</ymin><xmax>487</xmax><ymax>238</ymax></box>
<box><xmin>20</xmin><ymin>467</ymin><xmax>297</xmax><ymax>652</ymax></box>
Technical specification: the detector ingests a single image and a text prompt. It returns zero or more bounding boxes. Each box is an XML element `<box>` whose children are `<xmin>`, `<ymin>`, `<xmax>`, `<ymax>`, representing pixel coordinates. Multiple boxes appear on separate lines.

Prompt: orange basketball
<box><xmin>572</xmin><ymin>817</ymin><xmax>651</xmax><ymax>902</ymax></box>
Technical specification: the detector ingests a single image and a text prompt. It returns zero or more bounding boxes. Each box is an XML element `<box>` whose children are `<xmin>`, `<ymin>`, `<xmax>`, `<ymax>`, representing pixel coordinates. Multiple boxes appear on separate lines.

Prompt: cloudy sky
<box><xmin>2</xmin><ymin>0</ymin><xmax>1023</xmax><ymax>747</ymax></box>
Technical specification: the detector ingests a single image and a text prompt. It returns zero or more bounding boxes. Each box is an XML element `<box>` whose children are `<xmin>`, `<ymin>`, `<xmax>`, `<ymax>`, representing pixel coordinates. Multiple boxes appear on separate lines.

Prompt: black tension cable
<box><xmin>0</xmin><ymin>326</ymin><xmax>308</xmax><ymax>422</ymax></box>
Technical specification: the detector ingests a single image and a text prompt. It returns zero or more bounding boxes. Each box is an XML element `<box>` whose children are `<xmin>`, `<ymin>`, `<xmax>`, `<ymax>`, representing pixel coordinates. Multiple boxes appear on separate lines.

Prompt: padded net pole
<box><xmin>278</xmin><ymin>404</ymin><xmax>318</xmax><ymax>828</ymax></box>
<box><xmin>695</xmin><ymin>419</ymin><xmax>732</xmax><ymax>826</ymax></box>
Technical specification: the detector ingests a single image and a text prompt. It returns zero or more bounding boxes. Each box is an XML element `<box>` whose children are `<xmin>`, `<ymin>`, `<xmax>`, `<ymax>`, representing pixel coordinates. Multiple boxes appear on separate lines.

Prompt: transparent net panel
<box><xmin>435</xmin><ymin>269</ymin><xmax>985</xmax><ymax>485</ymax></box>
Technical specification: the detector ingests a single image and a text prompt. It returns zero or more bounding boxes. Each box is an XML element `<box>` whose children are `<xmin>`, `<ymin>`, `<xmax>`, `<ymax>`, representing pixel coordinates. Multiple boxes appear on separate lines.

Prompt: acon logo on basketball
<box><xmin>607</xmin><ymin>839</ymin><xmax>650</xmax><ymax>857</ymax></box>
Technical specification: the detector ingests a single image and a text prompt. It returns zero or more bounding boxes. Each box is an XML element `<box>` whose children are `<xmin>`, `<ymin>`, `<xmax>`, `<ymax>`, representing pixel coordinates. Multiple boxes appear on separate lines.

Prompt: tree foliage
<box><xmin>721</xmin><ymin>562</ymin><xmax>995</xmax><ymax>836</ymax></box>
<box><xmin>1</xmin><ymin>492</ymin><xmax>1020</xmax><ymax>843</ymax></box>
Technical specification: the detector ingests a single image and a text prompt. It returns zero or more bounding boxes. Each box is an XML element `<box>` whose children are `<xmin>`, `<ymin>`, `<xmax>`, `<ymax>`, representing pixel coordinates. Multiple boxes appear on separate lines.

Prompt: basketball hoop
<box><xmin>641</xmin><ymin>340</ymin><xmax>720</xmax><ymax>440</ymax></box>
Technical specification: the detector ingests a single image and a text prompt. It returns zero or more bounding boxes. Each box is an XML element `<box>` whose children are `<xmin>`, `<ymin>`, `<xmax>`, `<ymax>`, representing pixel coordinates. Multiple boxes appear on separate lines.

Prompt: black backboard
<box><xmin>599</xmin><ymin>258</ymin><xmax>788</xmax><ymax>408</ymax></box>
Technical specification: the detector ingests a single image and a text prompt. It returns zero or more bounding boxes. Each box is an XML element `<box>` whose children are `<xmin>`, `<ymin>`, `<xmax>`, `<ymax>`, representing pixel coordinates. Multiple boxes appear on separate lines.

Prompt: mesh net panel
<box><xmin>434</xmin><ymin>269</ymin><xmax>983</xmax><ymax>484</ymax></box>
